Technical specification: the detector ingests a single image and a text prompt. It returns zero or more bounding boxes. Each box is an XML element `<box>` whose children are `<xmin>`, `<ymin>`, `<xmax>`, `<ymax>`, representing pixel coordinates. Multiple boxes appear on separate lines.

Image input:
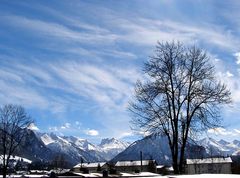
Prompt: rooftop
<box><xmin>115</xmin><ymin>160</ymin><xmax>155</xmax><ymax>167</ymax></box>
<box><xmin>186</xmin><ymin>157</ymin><xmax>232</xmax><ymax>164</ymax></box>
<box><xmin>74</xmin><ymin>162</ymin><xmax>106</xmax><ymax>168</ymax></box>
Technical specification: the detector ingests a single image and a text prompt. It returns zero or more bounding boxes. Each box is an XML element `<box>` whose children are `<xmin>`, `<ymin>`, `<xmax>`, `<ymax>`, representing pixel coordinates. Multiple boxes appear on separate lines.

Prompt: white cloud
<box><xmin>133</xmin><ymin>130</ymin><xmax>151</xmax><ymax>137</ymax></box>
<box><xmin>2</xmin><ymin>3</ymin><xmax>240</xmax><ymax>141</ymax></box>
<box><xmin>85</xmin><ymin>129</ymin><xmax>99</xmax><ymax>136</ymax></box>
<box><xmin>0</xmin><ymin>80</ymin><xmax>49</xmax><ymax>109</ymax></box>
<box><xmin>234</xmin><ymin>52</ymin><xmax>240</xmax><ymax>65</ymax></box>
<box><xmin>61</xmin><ymin>122</ymin><xmax>71</xmax><ymax>129</ymax></box>
<box><xmin>226</xmin><ymin>71</ymin><xmax>234</xmax><ymax>77</ymax></box>
<box><xmin>49</xmin><ymin>126</ymin><xmax>59</xmax><ymax>132</ymax></box>
<box><xmin>5</xmin><ymin>13</ymin><xmax>239</xmax><ymax>54</ymax></box>
<box><xmin>50</xmin><ymin>62</ymin><xmax>137</xmax><ymax>111</ymax></box>
<box><xmin>207</xmin><ymin>127</ymin><xmax>237</xmax><ymax>136</ymax></box>
<box><xmin>107</xmin><ymin>17</ymin><xmax>239</xmax><ymax>50</ymax></box>
<box><xmin>0</xmin><ymin>58</ymin><xmax>138</xmax><ymax>139</ymax></box>
<box><xmin>118</xmin><ymin>131</ymin><xmax>134</xmax><ymax>139</ymax></box>
<box><xmin>214</xmin><ymin>59</ymin><xmax>240</xmax><ymax>105</ymax></box>
<box><xmin>3</xmin><ymin>15</ymin><xmax>118</xmax><ymax>45</ymax></box>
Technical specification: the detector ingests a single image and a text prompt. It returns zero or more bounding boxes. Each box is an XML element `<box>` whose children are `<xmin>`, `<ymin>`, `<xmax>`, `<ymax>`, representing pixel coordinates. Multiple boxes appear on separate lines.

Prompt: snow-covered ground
<box><xmin>120</xmin><ymin>171</ymin><xmax>160</xmax><ymax>177</ymax></box>
<box><xmin>67</xmin><ymin>172</ymin><xmax>240</xmax><ymax>178</ymax></box>
<box><xmin>0</xmin><ymin>155</ymin><xmax>32</xmax><ymax>164</ymax></box>
<box><xmin>173</xmin><ymin>174</ymin><xmax>240</xmax><ymax>177</ymax></box>
<box><xmin>0</xmin><ymin>173</ymin><xmax>240</xmax><ymax>178</ymax></box>
<box><xmin>139</xmin><ymin>174</ymin><xmax>240</xmax><ymax>178</ymax></box>
<box><xmin>0</xmin><ymin>175</ymin><xmax>48</xmax><ymax>178</ymax></box>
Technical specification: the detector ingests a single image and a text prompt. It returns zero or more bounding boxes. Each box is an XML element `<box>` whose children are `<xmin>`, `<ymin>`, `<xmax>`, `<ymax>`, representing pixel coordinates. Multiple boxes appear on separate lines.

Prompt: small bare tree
<box><xmin>129</xmin><ymin>41</ymin><xmax>231</xmax><ymax>174</ymax></box>
<box><xmin>0</xmin><ymin>104</ymin><xmax>32</xmax><ymax>178</ymax></box>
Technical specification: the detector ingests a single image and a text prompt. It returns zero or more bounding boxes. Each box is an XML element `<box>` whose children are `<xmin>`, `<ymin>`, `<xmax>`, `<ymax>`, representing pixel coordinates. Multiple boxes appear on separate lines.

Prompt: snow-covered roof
<box><xmin>156</xmin><ymin>165</ymin><xmax>165</xmax><ymax>169</ymax></box>
<box><xmin>115</xmin><ymin>160</ymin><xmax>155</xmax><ymax>167</ymax></box>
<box><xmin>166</xmin><ymin>166</ymin><xmax>174</xmax><ymax>171</ymax></box>
<box><xmin>186</xmin><ymin>157</ymin><xmax>232</xmax><ymax>164</ymax></box>
<box><xmin>74</xmin><ymin>162</ymin><xmax>106</xmax><ymax>168</ymax></box>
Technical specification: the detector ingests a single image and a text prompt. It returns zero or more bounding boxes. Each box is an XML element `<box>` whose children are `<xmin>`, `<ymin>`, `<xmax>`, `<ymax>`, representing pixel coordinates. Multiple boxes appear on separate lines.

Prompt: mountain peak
<box><xmin>100</xmin><ymin>138</ymin><xmax>117</xmax><ymax>146</ymax></box>
<box><xmin>35</xmin><ymin>132</ymin><xmax>128</xmax><ymax>161</ymax></box>
<box><xmin>218</xmin><ymin>139</ymin><xmax>230</xmax><ymax>145</ymax></box>
<box><xmin>233</xmin><ymin>140</ymin><xmax>240</xmax><ymax>146</ymax></box>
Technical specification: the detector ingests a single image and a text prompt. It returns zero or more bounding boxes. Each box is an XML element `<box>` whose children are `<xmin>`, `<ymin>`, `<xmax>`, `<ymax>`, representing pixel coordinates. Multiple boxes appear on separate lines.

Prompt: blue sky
<box><xmin>1</xmin><ymin>0</ymin><xmax>240</xmax><ymax>143</ymax></box>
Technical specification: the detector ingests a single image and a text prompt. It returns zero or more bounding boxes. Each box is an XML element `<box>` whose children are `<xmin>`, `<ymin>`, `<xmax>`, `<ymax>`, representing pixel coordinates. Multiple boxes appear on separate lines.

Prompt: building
<box><xmin>185</xmin><ymin>157</ymin><xmax>232</xmax><ymax>174</ymax></box>
<box><xmin>156</xmin><ymin>165</ymin><xmax>174</xmax><ymax>175</ymax></box>
<box><xmin>73</xmin><ymin>162</ymin><xmax>108</xmax><ymax>173</ymax></box>
<box><xmin>115</xmin><ymin>160</ymin><xmax>157</xmax><ymax>173</ymax></box>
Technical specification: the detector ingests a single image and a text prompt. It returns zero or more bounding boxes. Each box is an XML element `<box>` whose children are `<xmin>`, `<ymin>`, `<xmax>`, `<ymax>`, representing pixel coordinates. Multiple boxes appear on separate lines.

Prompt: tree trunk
<box><xmin>2</xmin><ymin>166</ymin><xmax>7</xmax><ymax>178</ymax></box>
<box><xmin>179</xmin><ymin>145</ymin><xmax>185</xmax><ymax>174</ymax></box>
<box><xmin>172</xmin><ymin>154</ymin><xmax>179</xmax><ymax>174</ymax></box>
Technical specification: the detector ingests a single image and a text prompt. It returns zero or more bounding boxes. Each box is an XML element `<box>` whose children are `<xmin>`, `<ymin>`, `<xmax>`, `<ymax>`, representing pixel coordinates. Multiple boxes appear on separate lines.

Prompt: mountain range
<box><xmin>4</xmin><ymin>129</ymin><xmax>240</xmax><ymax>168</ymax></box>
<box><xmin>112</xmin><ymin>135</ymin><xmax>240</xmax><ymax>165</ymax></box>
<box><xmin>198</xmin><ymin>137</ymin><xmax>240</xmax><ymax>156</ymax></box>
<box><xmin>9</xmin><ymin>129</ymin><xmax>130</xmax><ymax>167</ymax></box>
<box><xmin>111</xmin><ymin>135</ymin><xmax>207</xmax><ymax>165</ymax></box>
<box><xmin>36</xmin><ymin>132</ymin><xmax>130</xmax><ymax>164</ymax></box>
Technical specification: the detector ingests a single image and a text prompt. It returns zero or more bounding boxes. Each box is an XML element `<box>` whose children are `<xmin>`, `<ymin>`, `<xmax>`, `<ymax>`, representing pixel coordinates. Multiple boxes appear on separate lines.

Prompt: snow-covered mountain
<box><xmin>13</xmin><ymin>128</ymin><xmax>240</xmax><ymax>168</ymax></box>
<box><xmin>63</xmin><ymin>136</ymin><xmax>97</xmax><ymax>151</ymax></box>
<box><xmin>14</xmin><ymin>129</ymin><xmax>55</xmax><ymax>162</ymax></box>
<box><xmin>98</xmin><ymin>138</ymin><xmax>130</xmax><ymax>160</ymax></box>
<box><xmin>36</xmin><ymin>132</ymin><xmax>104</xmax><ymax>164</ymax></box>
<box><xmin>112</xmin><ymin>135</ymin><xmax>207</xmax><ymax>165</ymax></box>
<box><xmin>198</xmin><ymin>137</ymin><xmax>240</xmax><ymax>156</ymax></box>
<box><xmin>112</xmin><ymin>135</ymin><xmax>174</xmax><ymax>165</ymax></box>
<box><xmin>36</xmin><ymin>133</ymin><xmax>130</xmax><ymax>163</ymax></box>
<box><xmin>0</xmin><ymin>129</ymin><xmax>129</xmax><ymax>167</ymax></box>
<box><xmin>112</xmin><ymin>135</ymin><xmax>240</xmax><ymax>165</ymax></box>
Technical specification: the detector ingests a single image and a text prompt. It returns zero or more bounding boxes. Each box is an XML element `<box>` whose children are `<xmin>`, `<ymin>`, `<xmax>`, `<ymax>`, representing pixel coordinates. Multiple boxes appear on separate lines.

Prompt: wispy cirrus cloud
<box><xmin>0</xmin><ymin>58</ymin><xmax>139</xmax><ymax>114</ymax></box>
<box><xmin>49</xmin><ymin>61</ymin><xmax>138</xmax><ymax>111</ymax></box>
<box><xmin>2</xmin><ymin>15</ymin><xmax>118</xmax><ymax>45</ymax></box>
<box><xmin>208</xmin><ymin>127</ymin><xmax>237</xmax><ymax>136</ymax></box>
<box><xmin>214</xmin><ymin>55</ymin><xmax>240</xmax><ymax>106</ymax></box>
<box><xmin>108</xmin><ymin>17</ymin><xmax>239</xmax><ymax>51</ymax></box>
<box><xmin>1</xmin><ymin>1</ymin><xmax>240</xmax><ymax>141</ymax></box>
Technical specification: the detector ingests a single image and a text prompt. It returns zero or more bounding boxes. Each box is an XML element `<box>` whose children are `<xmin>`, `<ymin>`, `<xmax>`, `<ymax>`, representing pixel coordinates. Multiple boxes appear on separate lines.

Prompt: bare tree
<box><xmin>129</xmin><ymin>41</ymin><xmax>231</xmax><ymax>174</ymax></box>
<box><xmin>0</xmin><ymin>104</ymin><xmax>32</xmax><ymax>178</ymax></box>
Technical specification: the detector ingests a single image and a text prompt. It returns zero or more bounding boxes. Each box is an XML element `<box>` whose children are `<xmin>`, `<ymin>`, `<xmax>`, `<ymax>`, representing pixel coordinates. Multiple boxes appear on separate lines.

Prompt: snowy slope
<box><xmin>112</xmin><ymin>135</ymin><xmax>240</xmax><ymax>166</ymax></box>
<box><xmin>0</xmin><ymin>155</ymin><xmax>32</xmax><ymax>164</ymax></box>
<box><xmin>98</xmin><ymin>138</ymin><xmax>130</xmax><ymax>160</ymax></box>
<box><xmin>59</xmin><ymin>136</ymin><xmax>130</xmax><ymax>161</ymax></box>
<box><xmin>112</xmin><ymin>135</ymin><xmax>208</xmax><ymax>165</ymax></box>
<box><xmin>63</xmin><ymin>136</ymin><xmax>98</xmax><ymax>151</ymax></box>
<box><xmin>62</xmin><ymin>135</ymin><xmax>106</xmax><ymax>161</ymax></box>
<box><xmin>37</xmin><ymin>133</ymin><xmax>130</xmax><ymax>161</ymax></box>
<box><xmin>40</xmin><ymin>133</ymin><xmax>55</xmax><ymax>145</ymax></box>
<box><xmin>198</xmin><ymin>137</ymin><xmax>240</xmax><ymax>156</ymax></box>
<box><xmin>24</xmin><ymin>129</ymin><xmax>240</xmax><ymax>167</ymax></box>
<box><xmin>36</xmin><ymin>132</ymin><xmax>104</xmax><ymax>165</ymax></box>
<box><xmin>15</xmin><ymin>129</ymin><xmax>55</xmax><ymax>162</ymax></box>
<box><xmin>100</xmin><ymin>138</ymin><xmax>129</xmax><ymax>150</ymax></box>
<box><xmin>112</xmin><ymin>135</ymin><xmax>173</xmax><ymax>165</ymax></box>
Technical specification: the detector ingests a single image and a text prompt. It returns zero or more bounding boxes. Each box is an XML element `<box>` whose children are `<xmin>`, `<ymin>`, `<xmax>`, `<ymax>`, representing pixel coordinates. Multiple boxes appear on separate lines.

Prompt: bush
<box><xmin>109</xmin><ymin>168</ymin><xmax>117</xmax><ymax>174</ymax></box>
<box><xmin>134</xmin><ymin>169</ymin><xmax>140</xmax><ymax>173</ymax></box>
